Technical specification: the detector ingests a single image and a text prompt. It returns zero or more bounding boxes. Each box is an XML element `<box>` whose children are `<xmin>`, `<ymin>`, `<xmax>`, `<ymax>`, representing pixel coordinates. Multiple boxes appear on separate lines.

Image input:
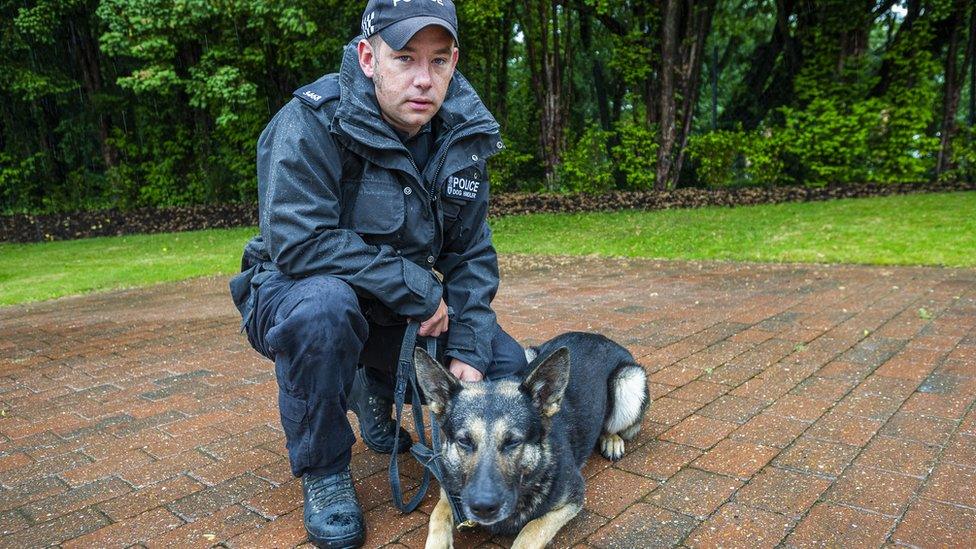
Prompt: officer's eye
<box><xmin>433</xmin><ymin>58</ymin><xmax>448</xmax><ymax>66</ymax></box>
<box><xmin>456</xmin><ymin>434</ymin><xmax>475</xmax><ymax>451</ymax></box>
<box><xmin>396</xmin><ymin>55</ymin><xmax>412</xmax><ymax>63</ymax></box>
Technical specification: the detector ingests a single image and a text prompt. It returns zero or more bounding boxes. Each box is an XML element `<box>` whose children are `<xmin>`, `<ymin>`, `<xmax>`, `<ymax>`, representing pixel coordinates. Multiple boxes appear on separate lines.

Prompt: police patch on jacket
<box><xmin>444</xmin><ymin>167</ymin><xmax>483</xmax><ymax>201</ymax></box>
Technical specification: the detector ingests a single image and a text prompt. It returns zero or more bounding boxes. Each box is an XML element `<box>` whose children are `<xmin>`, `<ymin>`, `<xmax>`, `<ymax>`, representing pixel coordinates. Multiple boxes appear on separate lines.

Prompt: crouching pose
<box><xmin>229</xmin><ymin>0</ymin><xmax>528</xmax><ymax>546</ymax></box>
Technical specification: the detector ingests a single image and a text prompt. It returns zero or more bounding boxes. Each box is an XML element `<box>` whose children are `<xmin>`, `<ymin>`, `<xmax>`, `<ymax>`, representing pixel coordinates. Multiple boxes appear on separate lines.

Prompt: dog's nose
<box><xmin>467</xmin><ymin>495</ymin><xmax>501</xmax><ymax>519</ymax></box>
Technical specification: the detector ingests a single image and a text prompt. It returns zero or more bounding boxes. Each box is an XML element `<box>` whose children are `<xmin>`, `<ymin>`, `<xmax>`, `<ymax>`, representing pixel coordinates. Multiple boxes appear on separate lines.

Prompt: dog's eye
<box><xmin>456</xmin><ymin>435</ymin><xmax>474</xmax><ymax>451</ymax></box>
<box><xmin>502</xmin><ymin>438</ymin><xmax>522</xmax><ymax>451</ymax></box>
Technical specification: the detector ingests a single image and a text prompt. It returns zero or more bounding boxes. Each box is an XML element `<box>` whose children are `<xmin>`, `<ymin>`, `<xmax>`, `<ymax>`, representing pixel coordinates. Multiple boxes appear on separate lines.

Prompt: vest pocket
<box><xmin>343</xmin><ymin>178</ymin><xmax>405</xmax><ymax>235</ymax></box>
<box><xmin>440</xmin><ymin>198</ymin><xmax>463</xmax><ymax>220</ymax></box>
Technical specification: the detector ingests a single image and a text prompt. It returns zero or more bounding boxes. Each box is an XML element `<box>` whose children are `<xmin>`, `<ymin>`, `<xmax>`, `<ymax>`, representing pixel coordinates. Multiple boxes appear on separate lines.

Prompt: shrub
<box><xmin>688</xmin><ymin>94</ymin><xmax>939</xmax><ymax>188</ymax></box>
<box><xmin>779</xmin><ymin>97</ymin><xmax>937</xmax><ymax>185</ymax></box>
<box><xmin>745</xmin><ymin>127</ymin><xmax>787</xmax><ymax>184</ymax></box>
<box><xmin>0</xmin><ymin>152</ymin><xmax>45</xmax><ymax>214</ymax></box>
<box><xmin>944</xmin><ymin>126</ymin><xmax>976</xmax><ymax>182</ymax></box>
<box><xmin>778</xmin><ymin>99</ymin><xmax>875</xmax><ymax>185</ymax></box>
<box><xmin>686</xmin><ymin>130</ymin><xmax>739</xmax><ymax>186</ymax></box>
<box><xmin>558</xmin><ymin>125</ymin><xmax>614</xmax><ymax>193</ymax></box>
<box><xmin>487</xmin><ymin>142</ymin><xmax>537</xmax><ymax>193</ymax></box>
<box><xmin>686</xmin><ymin>128</ymin><xmax>786</xmax><ymax>187</ymax></box>
<box><xmin>611</xmin><ymin>121</ymin><xmax>658</xmax><ymax>190</ymax></box>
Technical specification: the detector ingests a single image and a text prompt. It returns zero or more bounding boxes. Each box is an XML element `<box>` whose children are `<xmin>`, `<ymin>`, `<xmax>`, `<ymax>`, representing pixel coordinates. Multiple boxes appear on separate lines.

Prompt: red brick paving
<box><xmin>1</xmin><ymin>256</ymin><xmax>975</xmax><ymax>547</ymax></box>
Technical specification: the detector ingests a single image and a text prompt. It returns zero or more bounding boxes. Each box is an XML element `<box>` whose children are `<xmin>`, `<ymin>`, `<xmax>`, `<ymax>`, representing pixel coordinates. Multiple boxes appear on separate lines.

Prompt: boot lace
<box><xmin>305</xmin><ymin>470</ymin><xmax>357</xmax><ymax>514</ymax></box>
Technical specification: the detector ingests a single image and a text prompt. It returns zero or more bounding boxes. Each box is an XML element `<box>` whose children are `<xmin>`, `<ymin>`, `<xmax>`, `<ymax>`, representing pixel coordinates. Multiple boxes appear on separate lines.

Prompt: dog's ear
<box><xmin>521</xmin><ymin>347</ymin><xmax>570</xmax><ymax>417</ymax></box>
<box><xmin>414</xmin><ymin>347</ymin><xmax>460</xmax><ymax>415</ymax></box>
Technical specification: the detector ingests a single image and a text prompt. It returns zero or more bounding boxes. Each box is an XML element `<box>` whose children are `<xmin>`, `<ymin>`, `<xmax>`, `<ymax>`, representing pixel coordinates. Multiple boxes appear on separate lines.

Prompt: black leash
<box><xmin>388</xmin><ymin>321</ymin><xmax>474</xmax><ymax>530</ymax></box>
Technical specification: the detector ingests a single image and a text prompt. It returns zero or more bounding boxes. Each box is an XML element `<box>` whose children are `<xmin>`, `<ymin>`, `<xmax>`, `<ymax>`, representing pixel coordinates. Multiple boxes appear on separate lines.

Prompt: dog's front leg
<box><xmin>510</xmin><ymin>503</ymin><xmax>581</xmax><ymax>549</ymax></box>
<box><xmin>424</xmin><ymin>488</ymin><xmax>455</xmax><ymax>549</ymax></box>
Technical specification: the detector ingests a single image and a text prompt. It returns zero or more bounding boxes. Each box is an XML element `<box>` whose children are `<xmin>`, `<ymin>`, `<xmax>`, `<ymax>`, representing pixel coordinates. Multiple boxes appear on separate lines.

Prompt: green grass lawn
<box><xmin>0</xmin><ymin>227</ymin><xmax>257</xmax><ymax>306</ymax></box>
<box><xmin>1</xmin><ymin>191</ymin><xmax>973</xmax><ymax>306</ymax></box>
<box><xmin>491</xmin><ymin>191</ymin><xmax>976</xmax><ymax>266</ymax></box>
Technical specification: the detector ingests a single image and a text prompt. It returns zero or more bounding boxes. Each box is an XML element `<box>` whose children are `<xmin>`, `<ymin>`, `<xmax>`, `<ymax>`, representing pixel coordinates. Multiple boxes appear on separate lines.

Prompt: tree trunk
<box><xmin>578</xmin><ymin>4</ymin><xmax>611</xmax><ymax>132</ymax></box>
<box><xmin>937</xmin><ymin>2</ymin><xmax>974</xmax><ymax>177</ymax></box>
<box><xmin>655</xmin><ymin>0</ymin><xmax>681</xmax><ymax>191</ymax></box>
<box><xmin>658</xmin><ymin>0</ymin><xmax>715</xmax><ymax>190</ymax></box>
<box><xmin>521</xmin><ymin>0</ymin><xmax>572</xmax><ymax>190</ymax></box>
<box><xmin>70</xmin><ymin>15</ymin><xmax>117</xmax><ymax>169</ymax></box>
<box><xmin>672</xmin><ymin>0</ymin><xmax>715</xmax><ymax>187</ymax></box>
<box><xmin>871</xmin><ymin>0</ymin><xmax>922</xmax><ymax>98</ymax></box>
<box><xmin>722</xmin><ymin>0</ymin><xmax>798</xmax><ymax>128</ymax></box>
<box><xmin>970</xmin><ymin>7</ymin><xmax>976</xmax><ymax>127</ymax></box>
<box><xmin>495</xmin><ymin>4</ymin><xmax>513</xmax><ymax>125</ymax></box>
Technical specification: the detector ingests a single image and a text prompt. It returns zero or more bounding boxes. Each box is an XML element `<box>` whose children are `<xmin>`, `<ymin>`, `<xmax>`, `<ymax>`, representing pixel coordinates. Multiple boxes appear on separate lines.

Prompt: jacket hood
<box><xmin>333</xmin><ymin>36</ymin><xmax>502</xmax><ymax>168</ymax></box>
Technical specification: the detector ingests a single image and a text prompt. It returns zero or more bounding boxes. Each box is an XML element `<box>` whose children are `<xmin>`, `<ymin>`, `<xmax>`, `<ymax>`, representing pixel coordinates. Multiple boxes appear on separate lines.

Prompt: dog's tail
<box><xmin>599</xmin><ymin>361</ymin><xmax>649</xmax><ymax>461</ymax></box>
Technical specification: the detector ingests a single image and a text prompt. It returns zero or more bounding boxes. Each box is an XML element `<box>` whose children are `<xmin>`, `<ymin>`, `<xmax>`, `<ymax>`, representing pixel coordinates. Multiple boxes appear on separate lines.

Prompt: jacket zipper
<box><xmin>430</xmin><ymin>129</ymin><xmax>458</xmax><ymax>200</ymax></box>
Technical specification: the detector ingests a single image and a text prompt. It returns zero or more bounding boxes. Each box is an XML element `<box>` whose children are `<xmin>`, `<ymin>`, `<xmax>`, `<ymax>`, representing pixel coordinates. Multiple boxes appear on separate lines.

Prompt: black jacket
<box><xmin>230</xmin><ymin>38</ymin><xmax>504</xmax><ymax>372</ymax></box>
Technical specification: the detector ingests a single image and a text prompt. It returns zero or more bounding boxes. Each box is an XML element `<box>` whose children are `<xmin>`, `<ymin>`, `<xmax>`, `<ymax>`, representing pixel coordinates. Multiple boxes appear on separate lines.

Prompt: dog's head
<box><xmin>414</xmin><ymin>346</ymin><xmax>570</xmax><ymax>526</ymax></box>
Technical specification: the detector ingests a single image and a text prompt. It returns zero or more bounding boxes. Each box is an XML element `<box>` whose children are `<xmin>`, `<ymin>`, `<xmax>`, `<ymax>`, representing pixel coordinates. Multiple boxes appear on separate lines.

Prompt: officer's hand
<box><xmin>449</xmin><ymin>359</ymin><xmax>484</xmax><ymax>382</ymax></box>
<box><xmin>419</xmin><ymin>299</ymin><xmax>449</xmax><ymax>337</ymax></box>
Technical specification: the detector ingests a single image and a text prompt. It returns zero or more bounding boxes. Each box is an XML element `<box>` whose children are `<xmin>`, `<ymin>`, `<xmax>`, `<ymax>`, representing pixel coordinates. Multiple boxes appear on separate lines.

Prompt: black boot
<box><xmin>303</xmin><ymin>467</ymin><xmax>365</xmax><ymax>548</ymax></box>
<box><xmin>348</xmin><ymin>368</ymin><xmax>412</xmax><ymax>454</ymax></box>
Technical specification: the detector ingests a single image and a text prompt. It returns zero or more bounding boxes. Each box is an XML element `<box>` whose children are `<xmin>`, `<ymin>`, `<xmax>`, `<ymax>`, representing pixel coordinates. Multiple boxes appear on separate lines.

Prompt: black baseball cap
<box><xmin>361</xmin><ymin>0</ymin><xmax>459</xmax><ymax>51</ymax></box>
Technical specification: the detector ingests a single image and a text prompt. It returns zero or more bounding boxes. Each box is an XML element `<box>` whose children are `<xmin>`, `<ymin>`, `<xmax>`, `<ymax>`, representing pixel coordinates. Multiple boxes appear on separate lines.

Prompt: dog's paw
<box><xmin>599</xmin><ymin>433</ymin><xmax>625</xmax><ymax>461</ymax></box>
<box><xmin>424</xmin><ymin>529</ymin><xmax>453</xmax><ymax>549</ymax></box>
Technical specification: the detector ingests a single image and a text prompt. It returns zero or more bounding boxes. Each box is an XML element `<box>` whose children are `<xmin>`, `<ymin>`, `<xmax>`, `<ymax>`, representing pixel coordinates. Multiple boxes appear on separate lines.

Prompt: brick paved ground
<box><xmin>1</xmin><ymin>256</ymin><xmax>975</xmax><ymax>548</ymax></box>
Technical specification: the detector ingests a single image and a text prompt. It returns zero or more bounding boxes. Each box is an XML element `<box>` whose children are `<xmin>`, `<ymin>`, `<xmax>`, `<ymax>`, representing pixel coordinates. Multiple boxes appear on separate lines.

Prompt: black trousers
<box><xmin>243</xmin><ymin>271</ymin><xmax>527</xmax><ymax>478</ymax></box>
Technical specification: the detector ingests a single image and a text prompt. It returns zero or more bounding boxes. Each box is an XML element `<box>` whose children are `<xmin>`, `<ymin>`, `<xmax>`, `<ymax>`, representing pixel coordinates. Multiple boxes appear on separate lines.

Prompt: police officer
<box><xmin>229</xmin><ymin>0</ymin><xmax>526</xmax><ymax>546</ymax></box>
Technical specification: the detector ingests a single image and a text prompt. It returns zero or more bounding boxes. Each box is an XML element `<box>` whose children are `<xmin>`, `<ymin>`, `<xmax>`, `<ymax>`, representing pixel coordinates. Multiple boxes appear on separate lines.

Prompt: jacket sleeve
<box><xmin>258</xmin><ymin>100</ymin><xmax>442</xmax><ymax>320</ymax></box>
<box><xmin>435</xmin><ymin>170</ymin><xmax>499</xmax><ymax>373</ymax></box>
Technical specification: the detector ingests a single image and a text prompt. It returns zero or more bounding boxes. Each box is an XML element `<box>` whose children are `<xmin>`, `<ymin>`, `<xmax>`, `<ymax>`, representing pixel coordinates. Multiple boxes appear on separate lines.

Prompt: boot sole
<box><xmin>307</xmin><ymin>529</ymin><xmax>365</xmax><ymax>549</ymax></box>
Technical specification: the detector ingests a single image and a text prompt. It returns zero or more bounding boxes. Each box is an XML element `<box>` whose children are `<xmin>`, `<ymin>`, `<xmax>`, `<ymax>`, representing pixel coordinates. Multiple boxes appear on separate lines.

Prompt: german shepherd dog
<box><xmin>415</xmin><ymin>332</ymin><xmax>650</xmax><ymax>548</ymax></box>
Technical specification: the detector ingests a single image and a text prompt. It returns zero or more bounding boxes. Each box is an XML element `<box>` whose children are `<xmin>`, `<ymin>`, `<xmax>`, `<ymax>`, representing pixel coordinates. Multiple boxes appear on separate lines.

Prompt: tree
<box><xmin>519</xmin><ymin>0</ymin><xmax>575</xmax><ymax>190</ymax></box>
<box><xmin>936</xmin><ymin>1</ymin><xmax>975</xmax><ymax>176</ymax></box>
<box><xmin>656</xmin><ymin>0</ymin><xmax>716</xmax><ymax>190</ymax></box>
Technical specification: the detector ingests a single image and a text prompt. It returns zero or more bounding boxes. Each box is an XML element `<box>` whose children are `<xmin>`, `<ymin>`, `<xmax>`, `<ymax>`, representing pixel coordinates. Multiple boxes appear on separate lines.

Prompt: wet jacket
<box><xmin>230</xmin><ymin>38</ymin><xmax>504</xmax><ymax>372</ymax></box>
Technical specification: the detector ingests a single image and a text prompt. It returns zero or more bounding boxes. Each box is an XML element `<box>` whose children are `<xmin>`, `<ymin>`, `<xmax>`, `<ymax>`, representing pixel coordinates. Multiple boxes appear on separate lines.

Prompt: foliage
<box><xmin>1</xmin><ymin>0</ymin><xmax>974</xmax><ymax>214</ymax></box>
<box><xmin>555</xmin><ymin>120</ymin><xmax>660</xmax><ymax>193</ymax></box>
<box><xmin>487</xmin><ymin>142</ymin><xmax>537</xmax><ymax>193</ymax></box>
<box><xmin>688</xmin><ymin>91</ymin><xmax>941</xmax><ymax>187</ymax></box>
<box><xmin>686</xmin><ymin>130</ymin><xmax>740</xmax><ymax>186</ymax></box>
<box><xmin>610</xmin><ymin>121</ymin><xmax>659</xmax><ymax>190</ymax></box>
<box><xmin>686</xmin><ymin>127</ymin><xmax>785</xmax><ymax>186</ymax></box>
<box><xmin>778</xmin><ymin>99</ymin><xmax>880</xmax><ymax>185</ymax></box>
<box><xmin>744</xmin><ymin>127</ymin><xmax>786</xmax><ymax>184</ymax></box>
<box><xmin>0</xmin><ymin>153</ymin><xmax>47</xmax><ymax>212</ymax></box>
<box><xmin>558</xmin><ymin>125</ymin><xmax>614</xmax><ymax>193</ymax></box>
<box><xmin>944</xmin><ymin>126</ymin><xmax>976</xmax><ymax>182</ymax></box>
<box><xmin>780</xmin><ymin>98</ymin><xmax>939</xmax><ymax>185</ymax></box>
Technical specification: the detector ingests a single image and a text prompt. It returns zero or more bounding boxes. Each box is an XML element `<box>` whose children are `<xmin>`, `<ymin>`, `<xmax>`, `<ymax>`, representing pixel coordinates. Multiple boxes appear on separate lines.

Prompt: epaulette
<box><xmin>293</xmin><ymin>74</ymin><xmax>340</xmax><ymax>109</ymax></box>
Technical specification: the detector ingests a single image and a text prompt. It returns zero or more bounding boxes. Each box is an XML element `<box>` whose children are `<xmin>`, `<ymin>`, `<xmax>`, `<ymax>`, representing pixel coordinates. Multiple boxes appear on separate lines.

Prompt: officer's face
<box><xmin>358</xmin><ymin>26</ymin><xmax>459</xmax><ymax>138</ymax></box>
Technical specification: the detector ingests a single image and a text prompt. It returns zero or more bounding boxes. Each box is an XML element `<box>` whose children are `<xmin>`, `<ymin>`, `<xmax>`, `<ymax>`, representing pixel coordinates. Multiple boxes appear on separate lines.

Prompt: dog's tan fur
<box><xmin>424</xmin><ymin>492</ymin><xmax>580</xmax><ymax>549</ymax></box>
<box><xmin>424</xmin><ymin>489</ymin><xmax>455</xmax><ymax>549</ymax></box>
<box><xmin>509</xmin><ymin>502</ymin><xmax>581</xmax><ymax>549</ymax></box>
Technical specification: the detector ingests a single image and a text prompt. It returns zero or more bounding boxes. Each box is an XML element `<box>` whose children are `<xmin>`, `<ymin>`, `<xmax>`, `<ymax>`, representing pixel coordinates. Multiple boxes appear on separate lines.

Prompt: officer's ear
<box><xmin>358</xmin><ymin>38</ymin><xmax>377</xmax><ymax>78</ymax></box>
<box><xmin>449</xmin><ymin>45</ymin><xmax>459</xmax><ymax>73</ymax></box>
